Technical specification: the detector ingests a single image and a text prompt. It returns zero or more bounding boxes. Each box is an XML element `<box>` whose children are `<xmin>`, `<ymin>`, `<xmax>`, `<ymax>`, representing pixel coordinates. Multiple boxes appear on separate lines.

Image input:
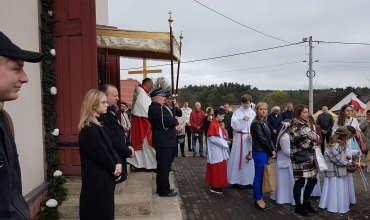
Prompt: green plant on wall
<box><xmin>39</xmin><ymin>0</ymin><xmax>67</xmax><ymax>219</ymax></box>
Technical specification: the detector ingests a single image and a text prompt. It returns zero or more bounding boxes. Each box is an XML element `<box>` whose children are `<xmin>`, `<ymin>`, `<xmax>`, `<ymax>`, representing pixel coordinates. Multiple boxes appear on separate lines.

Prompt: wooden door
<box><xmin>53</xmin><ymin>0</ymin><xmax>97</xmax><ymax>176</ymax></box>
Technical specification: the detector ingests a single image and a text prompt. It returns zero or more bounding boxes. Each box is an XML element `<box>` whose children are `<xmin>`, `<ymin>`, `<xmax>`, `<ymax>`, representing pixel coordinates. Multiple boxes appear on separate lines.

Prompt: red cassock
<box><xmin>205</xmin><ymin>119</ymin><xmax>228</xmax><ymax>188</ymax></box>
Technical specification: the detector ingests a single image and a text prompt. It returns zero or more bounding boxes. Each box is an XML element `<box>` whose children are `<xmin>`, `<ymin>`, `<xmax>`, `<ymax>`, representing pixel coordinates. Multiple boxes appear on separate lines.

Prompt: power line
<box><xmin>120</xmin><ymin>42</ymin><xmax>304</xmax><ymax>71</ymax></box>
<box><xmin>315</xmin><ymin>65</ymin><xmax>370</xmax><ymax>69</ymax></box>
<box><xmin>177</xmin><ymin>65</ymin><xmax>307</xmax><ymax>82</ymax></box>
<box><xmin>315</xmin><ymin>41</ymin><xmax>370</xmax><ymax>46</ymax></box>
<box><xmin>193</xmin><ymin>0</ymin><xmax>303</xmax><ymax>46</ymax></box>
<box><xmin>180</xmin><ymin>61</ymin><xmax>305</xmax><ymax>77</ymax></box>
<box><xmin>319</xmin><ymin>60</ymin><xmax>370</xmax><ymax>64</ymax></box>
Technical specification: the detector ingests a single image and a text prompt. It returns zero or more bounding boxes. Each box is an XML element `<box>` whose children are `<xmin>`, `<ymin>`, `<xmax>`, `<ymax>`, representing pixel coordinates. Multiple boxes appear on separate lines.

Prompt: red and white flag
<box><xmin>351</xmin><ymin>95</ymin><xmax>367</xmax><ymax>113</ymax></box>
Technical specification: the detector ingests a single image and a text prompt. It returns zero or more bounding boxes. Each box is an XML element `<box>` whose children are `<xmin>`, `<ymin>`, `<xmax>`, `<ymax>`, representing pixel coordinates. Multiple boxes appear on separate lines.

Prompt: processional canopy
<box><xmin>96</xmin><ymin>28</ymin><xmax>181</xmax><ymax>62</ymax></box>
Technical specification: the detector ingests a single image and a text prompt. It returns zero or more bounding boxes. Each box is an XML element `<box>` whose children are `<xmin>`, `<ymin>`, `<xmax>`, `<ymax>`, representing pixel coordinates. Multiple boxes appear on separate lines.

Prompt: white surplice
<box><xmin>206</xmin><ymin>129</ymin><xmax>229</xmax><ymax>164</ymax></box>
<box><xmin>227</xmin><ymin>107</ymin><xmax>256</xmax><ymax>185</ymax></box>
<box><xmin>127</xmin><ymin>85</ymin><xmax>156</xmax><ymax>169</ymax></box>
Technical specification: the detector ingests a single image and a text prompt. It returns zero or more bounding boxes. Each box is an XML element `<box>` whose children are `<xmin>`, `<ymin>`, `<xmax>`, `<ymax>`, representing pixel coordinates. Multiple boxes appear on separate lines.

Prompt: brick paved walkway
<box><xmin>173</xmin><ymin>148</ymin><xmax>370</xmax><ymax>220</ymax></box>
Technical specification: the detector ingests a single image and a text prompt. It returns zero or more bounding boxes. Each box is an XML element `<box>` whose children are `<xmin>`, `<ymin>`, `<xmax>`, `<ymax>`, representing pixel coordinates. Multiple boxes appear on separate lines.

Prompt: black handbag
<box><xmin>177</xmin><ymin>135</ymin><xmax>185</xmax><ymax>144</ymax></box>
<box><xmin>293</xmin><ymin>150</ymin><xmax>310</xmax><ymax>164</ymax></box>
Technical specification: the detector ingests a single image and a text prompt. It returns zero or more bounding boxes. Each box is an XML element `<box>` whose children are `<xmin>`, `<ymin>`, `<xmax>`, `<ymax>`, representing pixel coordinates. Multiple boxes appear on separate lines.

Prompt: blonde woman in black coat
<box><xmin>78</xmin><ymin>89</ymin><xmax>122</xmax><ymax>220</ymax></box>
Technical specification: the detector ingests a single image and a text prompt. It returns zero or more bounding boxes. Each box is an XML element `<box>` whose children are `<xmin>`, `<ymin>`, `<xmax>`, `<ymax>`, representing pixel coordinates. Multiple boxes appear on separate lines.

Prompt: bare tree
<box><xmin>153</xmin><ymin>76</ymin><xmax>172</xmax><ymax>92</ymax></box>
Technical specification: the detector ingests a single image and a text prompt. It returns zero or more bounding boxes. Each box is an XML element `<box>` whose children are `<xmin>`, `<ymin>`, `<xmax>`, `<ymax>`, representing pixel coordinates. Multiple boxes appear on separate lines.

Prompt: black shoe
<box><xmin>254</xmin><ymin>201</ymin><xmax>269</xmax><ymax>210</ymax></box>
<box><xmin>233</xmin><ymin>184</ymin><xmax>245</xmax><ymax>190</ymax></box>
<box><xmin>174</xmin><ymin>155</ymin><xmax>178</xmax><ymax>157</ymax></box>
<box><xmin>159</xmin><ymin>191</ymin><xmax>178</xmax><ymax>197</ymax></box>
<box><xmin>210</xmin><ymin>187</ymin><xmax>224</xmax><ymax>194</ymax></box>
<box><xmin>188</xmin><ymin>149</ymin><xmax>192</xmax><ymax>152</ymax></box>
<box><xmin>156</xmin><ymin>189</ymin><xmax>174</xmax><ymax>194</ymax></box>
<box><xmin>243</xmin><ymin>184</ymin><xmax>253</xmax><ymax>189</ymax></box>
<box><xmin>303</xmin><ymin>202</ymin><xmax>318</xmax><ymax>213</ymax></box>
<box><xmin>182</xmin><ymin>154</ymin><xmax>186</xmax><ymax>157</ymax></box>
<box><xmin>295</xmin><ymin>205</ymin><xmax>313</xmax><ymax>217</ymax></box>
<box><xmin>199</xmin><ymin>154</ymin><xmax>204</xmax><ymax>158</ymax></box>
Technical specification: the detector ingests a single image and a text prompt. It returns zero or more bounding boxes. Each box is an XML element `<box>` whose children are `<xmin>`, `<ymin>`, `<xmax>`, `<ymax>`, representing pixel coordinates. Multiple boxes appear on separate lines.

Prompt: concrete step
<box><xmin>59</xmin><ymin>171</ymin><xmax>152</xmax><ymax>219</ymax></box>
<box><xmin>64</xmin><ymin>164</ymin><xmax>131</xmax><ymax>195</ymax></box>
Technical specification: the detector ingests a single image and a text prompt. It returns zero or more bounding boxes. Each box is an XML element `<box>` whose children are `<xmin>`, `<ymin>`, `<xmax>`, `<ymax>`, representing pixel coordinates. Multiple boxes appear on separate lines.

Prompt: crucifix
<box><xmin>128</xmin><ymin>59</ymin><xmax>162</xmax><ymax>79</ymax></box>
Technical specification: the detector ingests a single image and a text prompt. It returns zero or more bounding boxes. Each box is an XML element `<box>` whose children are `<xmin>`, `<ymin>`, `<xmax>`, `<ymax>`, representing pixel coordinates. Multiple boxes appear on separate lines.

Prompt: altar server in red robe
<box><xmin>205</xmin><ymin>108</ymin><xmax>230</xmax><ymax>194</ymax></box>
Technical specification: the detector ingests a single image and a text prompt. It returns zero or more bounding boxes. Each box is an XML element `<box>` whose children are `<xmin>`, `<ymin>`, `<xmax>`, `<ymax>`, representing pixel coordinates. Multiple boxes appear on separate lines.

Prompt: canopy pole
<box><xmin>168</xmin><ymin>12</ymin><xmax>175</xmax><ymax>116</ymax></box>
<box><xmin>175</xmin><ymin>31</ymin><xmax>183</xmax><ymax>96</ymax></box>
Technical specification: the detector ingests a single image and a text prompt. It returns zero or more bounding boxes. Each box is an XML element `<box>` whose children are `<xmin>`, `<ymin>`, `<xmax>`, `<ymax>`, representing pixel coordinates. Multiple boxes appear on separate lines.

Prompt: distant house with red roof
<box><xmin>120</xmin><ymin>78</ymin><xmax>141</xmax><ymax>104</ymax></box>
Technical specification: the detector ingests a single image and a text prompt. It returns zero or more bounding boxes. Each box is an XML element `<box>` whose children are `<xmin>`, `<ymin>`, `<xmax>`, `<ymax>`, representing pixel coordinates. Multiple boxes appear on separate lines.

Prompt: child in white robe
<box><xmin>319</xmin><ymin>127</ymin><xmax>353</xmax><ymax>214</ymax></box>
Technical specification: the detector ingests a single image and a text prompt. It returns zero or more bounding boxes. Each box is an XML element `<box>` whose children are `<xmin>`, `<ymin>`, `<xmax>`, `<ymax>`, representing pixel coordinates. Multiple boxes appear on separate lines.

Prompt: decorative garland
<box><xmin>39</xmin><ymin>0</ymin><xmax>67</xmax><ymax>219</ymax></box>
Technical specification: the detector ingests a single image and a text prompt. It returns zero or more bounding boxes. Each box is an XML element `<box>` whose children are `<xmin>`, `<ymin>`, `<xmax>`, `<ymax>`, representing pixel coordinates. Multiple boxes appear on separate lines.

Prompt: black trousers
<box><xmin>293</xmin><ymin>177</ymin><xmax>318</xmax><ymax>205</ymax></box>
<box><xmin>185</xmin><ymin>126</ymin><xmax>191</xmax><ymax>150</ymax></box>
<box><xmin>156</xmin><ymin>147</ymin><xmax>173</xmax><ymax>195</ymax></box>
<box><xmin>320</xmin><ymin>132</ymin><xmax>331</xmax><ymax>154</ymax></box>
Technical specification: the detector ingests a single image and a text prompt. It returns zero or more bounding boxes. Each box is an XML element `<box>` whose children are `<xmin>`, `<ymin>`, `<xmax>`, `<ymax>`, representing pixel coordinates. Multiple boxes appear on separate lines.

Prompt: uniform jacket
<box><xmin>78</xmin><ymin>120</ymin><xmax>121</xmax><ymax>220</ymax></box>
<box><xmin>316</xmin><ymin>113</ymin><xmax>334</xmax><ymax>133</ymax></box>
<box><xmin>148</xmin><ymin>102</ymin><xmax>179</xmax><ymax>148</ymax></box>
<box><xmin>289</xmin><ymin>118</ymin><xmax>319</xmax><ymax>179</ymax></box>
<box><xmin>190</xmin><ymin>110</ymin><xmax>205</xmax><ymax>133</ymax></box>
<box><xmin>100</xmin><ymin>108</ymin><xmax>132</xmax><ymax>183</ymax></box>
<box><xmin>0</xmin><ymin>109</ymin><xmax>30</xmax><ymax>220</ymax></box>
<box><xmin>250</xmin><ymin>116</ymin><xmax>275</xmax><ymax>156</ymax></box>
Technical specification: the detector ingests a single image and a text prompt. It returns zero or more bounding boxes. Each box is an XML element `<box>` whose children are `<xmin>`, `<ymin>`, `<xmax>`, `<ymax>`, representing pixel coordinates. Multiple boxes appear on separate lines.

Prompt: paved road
<box><xmin>173</xmin><ymin>148</ymin><xmax>370</xmax><ymax>220</ymax></box>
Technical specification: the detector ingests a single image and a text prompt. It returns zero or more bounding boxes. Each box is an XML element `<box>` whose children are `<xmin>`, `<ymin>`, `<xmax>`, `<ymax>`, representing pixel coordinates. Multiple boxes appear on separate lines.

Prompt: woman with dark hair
<box><xmin>332</xmin><ymin>104</ymin><xmax>360</xmax><ymax>134</ymax></box>
<box><xmin>319</xmin><ymin>127</ymin><xmax>353</xmax><ymax>213</ymax></box>
<box><xmin>250</xmin><ymin>102</ymin><xmax>276</xmax><ymax>210</ymax></box>
<box><xmin>332</xmin><ymin>104</ymin><xmax>361</xmax><ymax>205</ymax></box>
<box><xmin>289</xmin><ymin>104</ymin><xmax>319</xmax><ymax>217</ymax></box>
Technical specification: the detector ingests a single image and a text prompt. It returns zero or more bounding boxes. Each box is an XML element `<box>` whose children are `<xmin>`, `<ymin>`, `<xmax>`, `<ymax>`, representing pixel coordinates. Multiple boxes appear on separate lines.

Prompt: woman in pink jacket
<box><xmin>176</xmin><ymin>111</ymin><xmax>187</xmax><ymax>157</ymax></box>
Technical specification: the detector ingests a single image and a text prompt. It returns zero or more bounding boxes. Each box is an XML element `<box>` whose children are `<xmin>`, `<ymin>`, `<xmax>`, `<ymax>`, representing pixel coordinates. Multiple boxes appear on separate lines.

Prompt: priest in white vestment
<box><xmin>127</xmin><ymin>78</ymin><xmax>157</xmax><ymax>169</ymax></box>
<box><xmin>227</xmin><ymin>95</ymin><xmax>256</xmax><ymax>188</ymax></box>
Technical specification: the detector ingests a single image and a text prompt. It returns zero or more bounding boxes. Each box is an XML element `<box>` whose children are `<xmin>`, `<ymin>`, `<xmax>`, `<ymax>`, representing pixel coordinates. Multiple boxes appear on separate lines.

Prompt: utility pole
<box><xmin>308</xmin><ymin>36</ymin><xmax>313</xmax><ymax>115</ymax></box>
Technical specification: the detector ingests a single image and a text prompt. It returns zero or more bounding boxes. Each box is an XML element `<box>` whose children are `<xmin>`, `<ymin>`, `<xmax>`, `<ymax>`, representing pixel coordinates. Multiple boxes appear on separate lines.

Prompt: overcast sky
<box><xmin>108</xmin><ymin>0</ymin><xmax>370</xmax><ymax>90</ymax></box>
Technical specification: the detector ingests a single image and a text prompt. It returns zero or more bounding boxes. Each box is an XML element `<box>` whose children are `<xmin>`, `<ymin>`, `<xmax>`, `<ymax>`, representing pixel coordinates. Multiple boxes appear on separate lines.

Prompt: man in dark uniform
<box><xmin>148</xmin><ymin>88</ymin><xmax>179</xmax><ymax>197</ymax></box>
<box><xmin>0</xmin><ymin>32</ymin><xmax>43</xmax><ymax>220</ymax></box>
<box><xmin>99</xmin><ymin>84</ymin><xmax>134</xmax><ymax>182</ymax></box>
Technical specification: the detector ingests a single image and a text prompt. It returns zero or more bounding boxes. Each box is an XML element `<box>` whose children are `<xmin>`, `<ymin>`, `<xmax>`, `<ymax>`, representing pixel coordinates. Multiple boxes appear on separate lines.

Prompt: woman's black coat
<box><xmin>78</xmin><ymin>120</ymin><xmax>121</xmax><ymax>220</ymax></box>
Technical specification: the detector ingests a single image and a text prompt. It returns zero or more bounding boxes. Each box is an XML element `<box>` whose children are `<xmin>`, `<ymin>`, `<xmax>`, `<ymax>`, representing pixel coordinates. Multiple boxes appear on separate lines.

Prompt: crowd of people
<box><xmin>172</xmin><ymin>94</ymin><xmax>369</xmax><ymax>217</ymax></box>
<box><xmin>1</xmin><ymin>29</ymin><xmax>369</xmax><ymax>218</ymax></box>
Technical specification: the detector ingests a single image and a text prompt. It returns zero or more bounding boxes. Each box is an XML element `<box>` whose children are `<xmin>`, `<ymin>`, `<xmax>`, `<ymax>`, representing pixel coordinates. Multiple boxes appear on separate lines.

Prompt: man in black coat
<box><xmin>281</xmin><ymin>102</ymin><xmax>294</xmax><ymax>120</ymax></box>
<box><xmin>0</xmin><ymin>32</ymin><xmax>43</xmax><ymax>220</ymax></box>
<box><xmin>267</xmin><ymin>106</ymin><xmax>283</xmax><ymax>146</ymax></box>
<box><xmin>316</xmin><ymin>106</ymin><xmax>334</xmax><ymax>154</ymax></box>
<box><xmin>148</xmin><ymin>88</ymin><xmax>179</xmax><ymax>197</ymax></box>
<box><xmin>99</xmin><ymin>84</ymin><xmax>134</xmax><ymax>183</ymax></box>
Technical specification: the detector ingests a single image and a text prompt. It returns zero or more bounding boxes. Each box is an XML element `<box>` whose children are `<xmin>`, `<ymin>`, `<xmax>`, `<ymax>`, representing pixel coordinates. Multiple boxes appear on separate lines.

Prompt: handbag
<box><xmin>293</xmin><ymin>150</ymin><xmax>311</xmax><ymax>164</ymax></box>
<box><xmin>262</xmin><ymin>160</ymin><xmax>277</xmax><ymax>194</ymax></box>
<box><xmin>314</xmin><ymin>147</ymin><xmax>328</xmax><ymax>171</ymax></box>
<box><xmin>177</xmin><ymin>135</ymin><xmax>185</xmax><ymax>144</ymax></box>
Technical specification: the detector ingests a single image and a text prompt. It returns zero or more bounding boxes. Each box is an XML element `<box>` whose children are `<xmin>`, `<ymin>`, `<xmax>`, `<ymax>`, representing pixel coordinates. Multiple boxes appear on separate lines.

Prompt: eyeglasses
<box><xmin>100</xmin><ymin>101</ymin><xmax>108</xmax><ymax>105</ymax></box>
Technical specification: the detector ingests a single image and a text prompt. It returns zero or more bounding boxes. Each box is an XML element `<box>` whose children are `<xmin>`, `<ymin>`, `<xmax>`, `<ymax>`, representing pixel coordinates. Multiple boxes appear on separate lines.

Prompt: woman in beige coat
<box><xmin>175</xmin><ymin>111</ymin><xmax>187</xmax><ymax>157</ymax></box>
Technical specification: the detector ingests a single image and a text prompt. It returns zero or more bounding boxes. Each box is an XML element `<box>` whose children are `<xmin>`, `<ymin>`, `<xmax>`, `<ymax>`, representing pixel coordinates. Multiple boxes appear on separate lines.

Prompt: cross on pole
<box><xmin>128</xmin><ymin>59</ymin><xmax>162</xmax><ymax>79</ymax></box>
